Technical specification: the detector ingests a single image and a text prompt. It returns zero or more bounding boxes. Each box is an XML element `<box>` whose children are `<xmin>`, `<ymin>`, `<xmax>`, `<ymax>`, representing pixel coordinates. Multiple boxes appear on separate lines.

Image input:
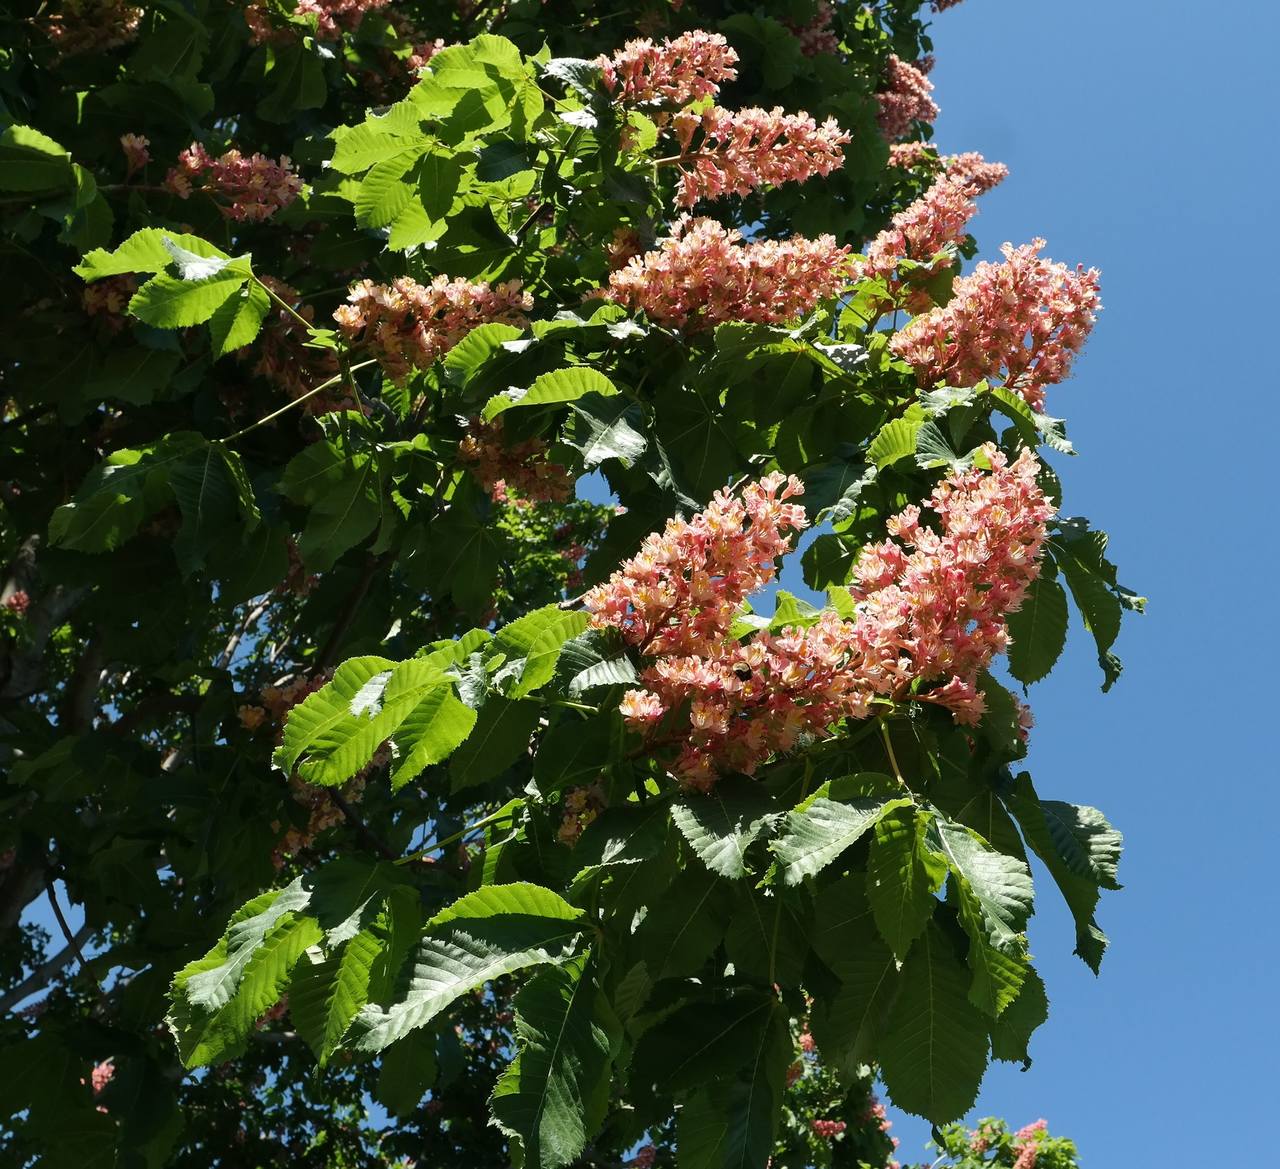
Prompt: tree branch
<box><xmin>0</xmin><ymin>922</ymin><xmax>95</xmax><ymax>1014</ymax></box>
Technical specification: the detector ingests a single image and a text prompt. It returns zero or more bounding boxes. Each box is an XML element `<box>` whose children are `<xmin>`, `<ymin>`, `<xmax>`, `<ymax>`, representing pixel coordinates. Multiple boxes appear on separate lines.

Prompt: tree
<box><xmin>0</xmin><ymin>2</ymin><xmax>1140</xmax><ymax>1166</ymax></box>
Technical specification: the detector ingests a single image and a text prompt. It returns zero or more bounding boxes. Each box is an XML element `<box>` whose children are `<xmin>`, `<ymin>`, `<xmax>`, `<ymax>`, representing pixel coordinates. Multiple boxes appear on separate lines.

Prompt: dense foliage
<box><xmin>1</xmin><ymin>1</ymin><xmax>1140</xmax><ymax>1166</ymax></box>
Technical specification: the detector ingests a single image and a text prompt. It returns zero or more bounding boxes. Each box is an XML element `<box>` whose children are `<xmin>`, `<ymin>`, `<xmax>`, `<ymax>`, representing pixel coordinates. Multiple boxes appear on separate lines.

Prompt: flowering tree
<box><xmin>0</xmin><ymin>1</ymin><xmax>1140</xmax><ymax>1166</ymax></box>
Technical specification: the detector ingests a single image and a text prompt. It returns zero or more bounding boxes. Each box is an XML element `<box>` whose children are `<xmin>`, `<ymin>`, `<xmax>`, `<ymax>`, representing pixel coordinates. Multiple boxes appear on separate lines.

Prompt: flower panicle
<box><xmin>599</xmin><ymin>29</ymin><xmax>739</xmax><ymax>106</ymax></box>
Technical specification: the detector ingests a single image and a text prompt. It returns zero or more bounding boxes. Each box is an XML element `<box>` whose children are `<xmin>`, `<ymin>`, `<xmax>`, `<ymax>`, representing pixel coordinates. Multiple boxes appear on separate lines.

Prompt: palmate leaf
<box><xmin>490</xmin><ymin>954</ymin><xmax>620</xmax><ymax>1169</ymax></box>
<box><xmin>389</xmin><ymin>684</ymin><xmax>477</xmax><ymax>790</ymax></box>
<box><xmin>208</xmin><ymin>279</ymin><xmax>271</xmax><ymax>357</ymax></box>
<box><xmin>927</xmin><ymin>819</ymin><xmax>1034</xmax><ymax>952</ymax></box>
<box><xmin>348</xmin><ymin>883</ymin><xmax>585</xmax><ymax>1053</ymax></box>
<box><xmin>878</xmin><ymin>922</ymin><xmax>989</xmax><ymax>1124</ymax></box>
<box><xmin>129</xmin><ymin>261</ymin><xmax>252</xmax><ymax>328</ymax></box>
<box><xmin>671</xmin><ymin>777</ymin><xmax>778</xmax><ymax>880</ymax></box>
<box><xmin>75</xmin><ymin>228</ymin><xmax>230</xmax><ymax>280</ymax></box>
<box><xmin>629</xmin><ymin>866</ymin><xmax>735</xmax><ymax>981</ymax></box>
<box><xmin>491</xmin><ymin>605</ymin><xmax>591</xmax><ymax>697</ymax></box>
<box><xmin>866</xmin><ymin>806</ymin><xmax>946</xmax><ymax>961</ymax></box>
<box><xmin>484</xmin><ymin>366</ymin><xmax>619</xmax><ymax>420</ymax></box>
<box><xmin>773</xmin><ymin>784</ymin><xmax>909</xmax><ymax>885</ymax></box>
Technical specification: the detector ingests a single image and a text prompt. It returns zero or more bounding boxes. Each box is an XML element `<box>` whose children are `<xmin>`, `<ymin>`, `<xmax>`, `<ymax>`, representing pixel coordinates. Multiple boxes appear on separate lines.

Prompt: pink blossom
<box><xmin>860</xmin><ymin>175</ymin><xmax>978</xmax><ymax>283</ymax></box>
<box><xmin>91</xmin><ymin>1060</ymin><xmax>114</xmax><ymax>1095</ymax></box>
<box><xmin>670</xmin><ymin>106</ymin><xmax>849</xmax><ymax>207</ymax></box>
<box><xmin>932</xmin><ymin>0</ymin><xmax>966</xmax><ymax>9</ymax></box>
<box><xmin>458</xmin><ymin>417</ymin><xmax>573</xmax><ymax>505</ymax></box>
<box><xmin>784</xmin><ymin>3</ymin><xmax>839</xmax><ymax>57</ymax></box>
<box><xmin>119</xmin><ymin>133</ymin><xmax>149</xmax><ymax>178</ymax></box>
<box><xmin>888</xmin><ymin>144</ymin><xmax>1008</xmax><ymax>194</ymax></box>
<box><xmin>589</xmin><ymin>453</ymin><xmax>1053</xmax><ymax>785</ymax></box>
<box><xmin>163</xmin><ymin>143</ymin><xmax>302</xmax><ymax>222</ymax></box>
<box><xmin>599</xmin><ymin>30</ymin><xmax>739</xmax><ymax>106</ymax></box>
<box><xmin>889</xmin><ymin>239</ymin><xmax>1102</xmax><ymax>409</ymax></box>
<box><xmin>241</xmin><ymin>277</ymin><xmax>344</xmax><ymax>413</ymax></box>
<box><xmin>243</xmin><ymin>0</ymin><xmax>392</xmax><ymax>45</ymax></box>
<box><xmin>82</xmin><ymin>275</ymin><xmax>138</xmax><ymax>334</ymax></box>
<box><xmin>557</xmin><ymin>785</ymin><xmax>605</xmax><ymax>845</ymax></box>
<box><xmin>43</xmin><ymin>0</ymin><xmax>141</xmax><ymax>58</ymax></box>
<box><xmin>629</xmin><ymin>1146</ymin><xmax>657</xmax><ymax>1169</ymax></box>
<box><xmin>605</xmin><ymin>216</ymin><xmax>853</xmax><ymax>331</ymax></box>
<box><xmin>811</xmin><ymin>1119</ymin><xmax>847</xmax><ymax>1139</ymax></box>
<box><xmin>334</xmin><ymin>276</ymin><xmax>532</xmax><ymax>381</ymax></box>
<box><xmin>876</xmin><ymin>55</ymin><xmax>939</xmax><ymax>140</ymax></box>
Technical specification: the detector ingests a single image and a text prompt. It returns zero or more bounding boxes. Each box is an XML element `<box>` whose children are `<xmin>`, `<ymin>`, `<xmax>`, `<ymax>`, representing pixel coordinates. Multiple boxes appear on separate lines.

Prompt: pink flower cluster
<box><xmin>457</xmin><ymin>417</ymin><xmax>573</xmax><ymax>505</ymax></box>
<box><xmin>888</xmin><ymin>144</ymin><xmax>1008</xmax><ymax>194</ymax></box>
<box><xmin>120</xmin><ymin>133</ymin><xmax>149</xmax><ymax>178</ymax></box>
<box><xmin>628</xmin><ymin>1146</ymin><xmax>657</xmax><ymax>1169</ymax></box>
<box><xmin>1013</xmin><ymin>1119</ymin><xmax>1049</xmax><ymax>1169</ymax></box>
<box><xmin>163</xmin><ymin>143</ymin><xmax>302</xmax><ymax>222</ymax></box>
<box><xmin>811</xmin><ymin>1119</ymin><xmax>847</xmax><ymax>1140</ymax></box>
<box><xmin>43</xmin><ymin>0</ymin><xmax>141</xmax><ymax>58</ymax></box>
<box><xmin>605</xmin><ymin>216</ymin><xmax>852</xmax><ymax>331</ymax></box>
<box><xmin>933</xmin><ymin>0</ymin><xmax>966</xmax><ymax>9</ymax></box>
<box><xmin>876</xmin><ymin>55</ymin><xmax>939</xmax><ymax>140</ymax></box>
<box><xmin>670</xmin><ymin>105</ymin><xmax>850</xmax><ymax>207</ymax></box>
<box><xmin>243</xmin><ymin>0</ymin><xmax>392</xmax><ymax>44</ymax></box>
<box><xmin>785</xmin><ymin>3</ymin><xmax>839</xmax><ymax>57</ymax></box>
<box><xmin>587</xmin><ymin>452</ymin><xmax>1052</xmax><ymax>785</ymax></box>
<box><xmin>598</xmin><ymin>30</ymin><xmax>739</xmax><ymax>106</ymax></box>
<box><xmin>333</xmin><ymin>276</ymin><xmax>532</xmax><ymax>381</ymax></box>
<box><xmin>557</xmin><ymin>784</ymin><xmax>605</xmax><ymax>845</ymax></box>
<box><xmin>889</xmin><ymin>239</ymin><xmax>1102</xmax><ymax>409</ymax></box>
<box><xmin>848</xmin><ymin>444</ymin><xmax>1055</xmax><ymax>723</ymax></box>
<box><xmin>860</xmin><ymin>175</ymin><xmax>978</xmax><ymax>285</ymax></box>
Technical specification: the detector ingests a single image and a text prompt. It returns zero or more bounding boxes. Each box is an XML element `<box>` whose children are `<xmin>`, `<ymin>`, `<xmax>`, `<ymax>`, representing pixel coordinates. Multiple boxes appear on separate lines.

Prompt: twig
<box><xmin>43</xmin><ymin>881</ymin><xmax>96</xmax><ymax>991</ymax></box>
<box><xmin>217</xmin><ymin>359</ymin><xmax>379</xmax><ymax>444</ymax></box>
<box><xmin>0</xmin><ymin>923</ymin><xmax>95</xmax><ymax>1013</ymax></box>
<box><xmin>326</xmin><ymin>788</ymin><xmax>397</xmax><ymax>861</ymax></box>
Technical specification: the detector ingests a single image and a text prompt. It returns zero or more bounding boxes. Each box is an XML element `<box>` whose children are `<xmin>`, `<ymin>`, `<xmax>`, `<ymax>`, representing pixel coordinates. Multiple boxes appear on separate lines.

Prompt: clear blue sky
<box><xmin>875</xmin><ymin>1</ymin><xmax>1280</xmax><ymax>1162</ymax></box>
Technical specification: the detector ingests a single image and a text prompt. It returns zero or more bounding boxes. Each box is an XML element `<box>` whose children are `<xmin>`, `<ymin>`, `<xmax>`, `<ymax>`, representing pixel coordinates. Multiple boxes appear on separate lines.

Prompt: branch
<box><xmin>0</xmin><ymin>923</ymin><xmax>95</xmax><ymax>1014</ymax></box>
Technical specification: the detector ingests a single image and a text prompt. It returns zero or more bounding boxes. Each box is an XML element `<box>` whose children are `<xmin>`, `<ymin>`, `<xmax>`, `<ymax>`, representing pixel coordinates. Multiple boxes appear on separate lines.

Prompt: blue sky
<box><xmin>875</xmin><ymin>0</ymin><xmax>1280</xmax><ymax>1162</ymax></box>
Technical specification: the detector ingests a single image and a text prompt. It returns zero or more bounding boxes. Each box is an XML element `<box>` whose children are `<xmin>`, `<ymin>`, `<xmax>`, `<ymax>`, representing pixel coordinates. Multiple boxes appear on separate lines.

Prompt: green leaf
<box><xmin>0</xmin><ymin>124</ymin><xmax>75</xmax><ymax>191</ymax></box>
<box><xmin>867</xmin><ymin>807</ymin><xmax>945</xmax><ymax>961</ymax></box>
<box><xmin>208</xmin><ymin>279</ymin><xmax>271</xmax><ymax>357</ymax></box>
<box><xmin>533</xmin><ymin>714</ymin><xmax>622</xmax><ymax>794</ymax></box>
<box><xmin>484</xmin><ymin>367</ymin><xmax>618</xmax><ymax>420</ymax></box>
<box><xmin>48</xmin><ymin>432</ymin><xmax>204</xmax><ymax>553</ymax></box>
<box><xmin>676</xmin><ymin>1005</ymin><xmax>790</xmax><ymax>1169</ymax></box>
<box><xmin>169</xmin><ymin>442</ymin><xmax>244</xmax><ymax>576</ymax></box>
<box><xmin>878</xmin><ymin>922</ymin><xmax>989</xmax><ymax>1124</ymax></box>
<box><xmin>1004</xmin><ymin>773</ymin><xmax>1117</xmax><ymax>973</ymax></box>
<box><xmin>448</xmin><ymin>697</ymin><xmax>541</xmax><ymax>791</ymax></box>
<box><xmin>492</xmin><ymin>606</ymin><xmax>591</xmax><ymax>697</ymax></box>
<box><xmin>354</xmin><ymin>151</ymin><xmax>420</xmax><ymax>229</ymax></box>
<box><xmin>375</xmin><ymin>1030</ymin><xmax>438</xmax><ymax>1117</ymax></box>
<box><xmin>809</xmin><ymin>877</ymin><xmax>899</xmax><ymax>1076</ymax></box>
<box><xmin>990</xmin><ymin>967</ymin><xmax>1049</xmax><ymax>1067</ymax></box>
<box><xmin>927</xmin><ymin>819</ymin><xmax>1034</xmax><ymax>952</ymax></box>
<box><xmin>349</xmin><ymin>883</ymin><xmax>584</xmax><ymax>1053</ymax></box>
<box><xmin>630</xmin><ymin>867</ymin><xmax>734</xmax><ymax>981</ymax></box>
<box><xmin>773</xmin><ymin>788</ymin><xmax>909</xmax><ymax>885</ymax></box>
<box><xmin>276</xmin><ymin>657</ymin><xmax>447</xmax><ymax>786</ymax></box>
<box><xmin>490</xmin><ymin>954</ymin><xmax>619</xmax><ymax>1169</ymax></box>
<box><xmin>1006</xmin><ymin>573</ymin><xmax>1069</xmax><ymax>685</ymax></box>
<box><xmin>566</xmin><ymin>393</ymin><xmax>648</xmax><ymax>467</ymax></box>
<box><xmin>290</xmin><ymin>926</ymin><xmax>383</xmax><ymax>1063</ymax></box>
<box><xmin>631</xmin><ymin>996</ymin><xmax>773</xmax><ymax>1093</ymax></box>
<box><xmin>280</xmin><ymin>430</ymin><xmax>386</xmax><ymax>570</ymax></box>
<box><xmin>1055</xmin><ymin>538</ymin><xmax>1125</xmax><ymax>690</ymax></box>
<box><xmin>389</xmin><ymin>685</ymin><xmax>477</xmax><ymax>789</ymax></box>
<box><xmin>671</xmin><ymin>778</ymin><xmax>777</xmax><ymax>880</ymax></box>
<box><xmin>130</xmin><ymin>263</ymin><xmax>251</xmax><ymax>328</ymax></box>
<box><xmin>443</xmin><ymin>322</ymin><xmax>526</xmax><ymax>385</ymax></box>
<box><xmin>76</xmin><ymin>229</ymin><xmax>229</xmax><ymax>280</ymax></box>
<box><xmin>258</xmin><ymin>41</ymin><xmax>326</xmax><ymax>122</ymax></box>
<box><xmin>868</xmin><ymin>416</ymin><xmax>922</xmax><ymax>467</ymax></box>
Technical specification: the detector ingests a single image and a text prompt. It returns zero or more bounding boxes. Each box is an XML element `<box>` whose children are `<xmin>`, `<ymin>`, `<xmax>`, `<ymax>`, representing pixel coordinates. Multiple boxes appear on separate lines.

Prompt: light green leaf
<box><xmin>290</xmin><ymin>926</ymin><xmax>383</xmax><ymax>1062</ymax></box>
<box><xmin>76</xmin><ymin>228</ymin><xmax>228</xmax><ymax>280</ymax></box>
<box><xmin>130</xmin><ymin>264</ymin><xmax>251</xmax><ymax>328</ymax></box>
<box><xmin>878</xmin><ymin>922</ymin><xmax>989</xmax><ymax>1124</ymax></box>
<box><xmin>443</xmin><ymin>322</ymin><xmax>526</xmax><ymax>386</ymax></box>
<box><xmin>492</xmin><ymin>606</ymin><xmax>591</xmax><ymax>698</ymax></box>
<box><xmin>566</xmin><ymin>393</ymin><xmax>648</xmax><ymax>467</ymax></box>
<box><xmin>868</xmin><ymin>416</ymin><xmax>922</xmax><ymax>467</ymax></box>
<box><xmin>208</xmin><ymin>279</ymin><xmax>271</xmax><ymax>357</ymax></box>
<box><xmin>389</xmin><ymin>685</ymin><xmax>477</xmax><ymax>789</ymax></box>
<box><xmin>490</xmin><ymin>954</ymin><xmax>619</xmax><ymax>1169</ymax></box>
<box><xmin>484</xmin><ymin>367</ymin><xmax>618</xmax><ymax>420</ymax></box>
